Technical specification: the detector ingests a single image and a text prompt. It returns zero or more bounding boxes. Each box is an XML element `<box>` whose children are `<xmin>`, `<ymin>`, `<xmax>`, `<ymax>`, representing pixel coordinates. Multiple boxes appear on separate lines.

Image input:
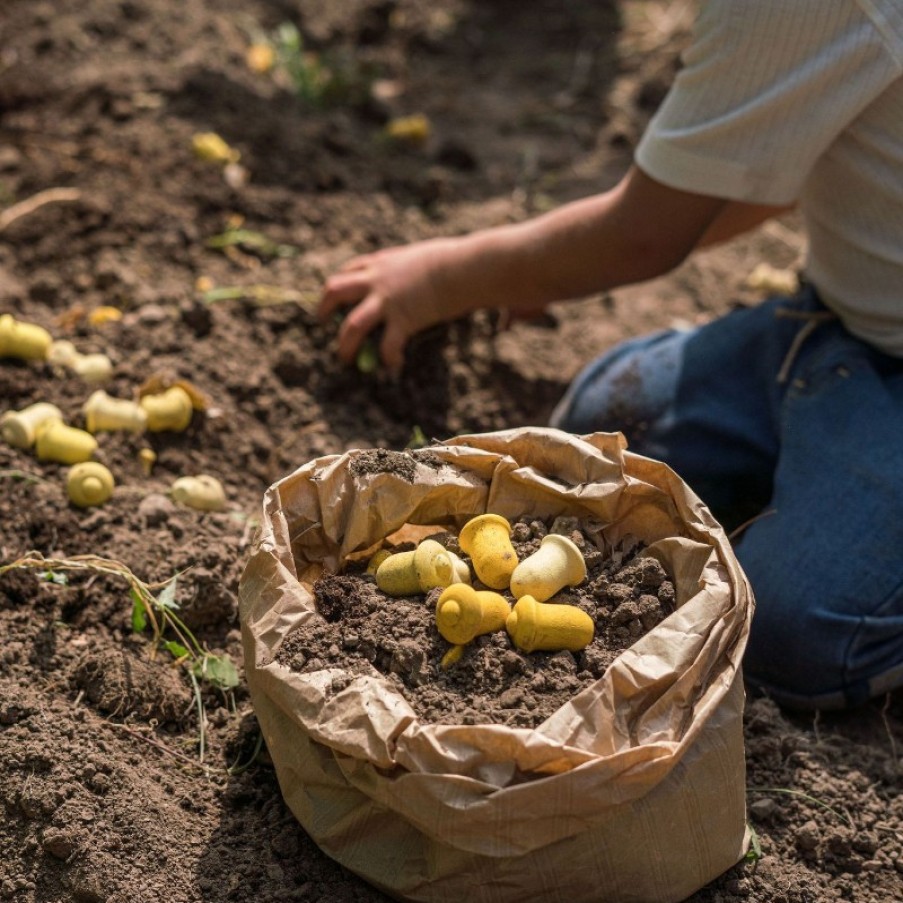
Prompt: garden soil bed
<box><xmin>0</xmin><ymin>1</ymin><xmax>900</xmax><ymax>902</ymax></box>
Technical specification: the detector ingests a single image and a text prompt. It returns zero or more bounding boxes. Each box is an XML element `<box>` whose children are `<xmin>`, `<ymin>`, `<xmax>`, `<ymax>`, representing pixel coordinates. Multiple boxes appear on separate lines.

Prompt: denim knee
<box><xmin>550</xmin><ymin>329</ymin><xmax>685</xmax><ymax>439</ymax></box>
<box><xmin>739</xmin><ymin>547</ymin><xmax>903</xmax><ymax>710</ymax></box>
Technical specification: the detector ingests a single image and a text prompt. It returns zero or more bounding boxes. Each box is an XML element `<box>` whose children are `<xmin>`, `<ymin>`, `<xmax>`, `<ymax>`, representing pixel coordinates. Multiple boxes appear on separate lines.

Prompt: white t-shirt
<box><xmin>635</xmin><ymin>0</ymin><xmax>903</xmax><ymax>357</ymax></box>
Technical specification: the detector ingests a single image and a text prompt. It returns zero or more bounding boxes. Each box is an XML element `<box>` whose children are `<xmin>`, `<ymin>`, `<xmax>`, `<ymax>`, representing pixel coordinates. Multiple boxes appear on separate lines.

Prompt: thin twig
<box><xmin>188</xmin><ymin>669</ymin><xmax>207</xmax><ymax>764</ymax></box>
<box><xmin>227</xmin><ymin>731</ymin><xmax>265</xmax><ymax>776</ymax></box>
<box><xmin>105</xmin><ymin>721</ymin><xmax>216</xmax><ymax>773</ymax></box>
<box><xmin>748</xmin><ymin>786</ymin><xmax>855</xmax><ymax>829</ymax></box>
<box><xmin>880</xmin><ymin>693</ymin><xmax>899</xmax><ymax>764</ymax></box>
<box><xmin>728</xmin><ymin>508</ymin><xmax>777</xmax><ymax>542</ymax></box>
<box><xmin>0</xmin><ymin>187</ymin><xmax>82</xmax><ymax>232</ymax></box>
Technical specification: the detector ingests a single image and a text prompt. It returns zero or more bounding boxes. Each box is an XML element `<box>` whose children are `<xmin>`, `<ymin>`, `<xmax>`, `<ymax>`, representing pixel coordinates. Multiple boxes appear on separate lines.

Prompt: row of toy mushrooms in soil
<box><xmin>369</xmin><ymin>513</ymin><xmax>594</xmax><ymax>662</ymax></box>
<box><xmin>0</xmin><ymin>313</ymin><xmax>225</xmax><ymax>511</ymax></box>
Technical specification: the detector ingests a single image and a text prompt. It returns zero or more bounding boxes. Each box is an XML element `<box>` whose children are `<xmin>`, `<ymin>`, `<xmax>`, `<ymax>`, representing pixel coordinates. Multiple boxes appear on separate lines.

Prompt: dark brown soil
<box><xmin>1</xmin><ymin>1</ymin><xmax>901</xmax><ymax>902</ymax></box>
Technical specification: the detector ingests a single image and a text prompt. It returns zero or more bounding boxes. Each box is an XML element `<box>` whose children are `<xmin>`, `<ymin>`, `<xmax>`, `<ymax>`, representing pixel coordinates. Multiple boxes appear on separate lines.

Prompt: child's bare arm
<box><xmin>696</xmin><ymin>201</ymin><xmax>796</xmax><ymax>249</ymax></box>
<box><xmin>319</xmin><ymin>166</ymin><xmax>727</xmax><ymax>372</ymax></box>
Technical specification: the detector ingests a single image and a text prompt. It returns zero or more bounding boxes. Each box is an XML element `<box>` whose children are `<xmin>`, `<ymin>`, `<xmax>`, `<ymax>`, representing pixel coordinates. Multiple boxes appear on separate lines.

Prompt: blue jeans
<box><xmin>551</xmin><ymin>288</ymin><xmax>903</xmax><ymax>709</ymax></box>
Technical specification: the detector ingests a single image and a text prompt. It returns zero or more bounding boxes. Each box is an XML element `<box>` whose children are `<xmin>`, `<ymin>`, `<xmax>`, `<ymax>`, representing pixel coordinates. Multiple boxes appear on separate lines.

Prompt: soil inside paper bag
<box><xmin>276</xmin><ymin>517</ymin><xmax>675</xmax><ymax>728</ymax></box>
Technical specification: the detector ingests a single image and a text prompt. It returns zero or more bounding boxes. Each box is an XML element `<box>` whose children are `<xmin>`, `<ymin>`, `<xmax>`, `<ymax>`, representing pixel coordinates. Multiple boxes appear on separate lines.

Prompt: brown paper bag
<box><xmin>239</xmin><ymin>428</ymin><xmax>754</xmax><ymax>903</ymax></box>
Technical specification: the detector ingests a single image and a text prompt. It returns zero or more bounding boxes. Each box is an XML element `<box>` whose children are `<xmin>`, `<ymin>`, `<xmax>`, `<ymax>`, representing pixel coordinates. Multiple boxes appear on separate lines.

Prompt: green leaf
<box><xmin>155</xmin><ymin>578</ymin><xmax>179</xmax><ymax>611</ymax></box>
<box><xmin>202</xmin><ymin>286</ymin><xmax>246</xmax><ymax>303</ymax></box>
<box><xmin>355</xmin><ymin>339</ymin><xmax>379</xmax><ymax>374</ymax></box>
<box><xmin>130</xmin><ymin>589</ymin><xmax>147</xmax><ymax>633</ymax></box>
<box><xmin>193</xmin><ymin>653</ymin><xmax>240</xmax><ymax>690</ymax></box>
<box><xmin>205</xmin><ymin>229</ymin><xmax>296</xmax><ymax>259</ymax></box>
<box><xmin>163</xmin><ymin>640</ymin><xmax>190</xmax><ymax>660</ymax></box>
<box><xmin>745</xmin><ymin>825</ymin><xmax>762</xmax><ymax>862</ymax></box>
<box><xmin>40</xmin><ymin>569</ymin><xmax>68</xmax><ymax>586</ymax></box>
<box><xmin>406</xmin><ymin>425</ymin><xmax>428</xmax><ymax>449</ymax></box>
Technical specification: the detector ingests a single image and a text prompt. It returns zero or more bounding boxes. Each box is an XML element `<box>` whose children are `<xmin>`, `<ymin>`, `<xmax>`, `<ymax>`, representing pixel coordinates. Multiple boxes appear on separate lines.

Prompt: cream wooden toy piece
<box><xmin>170</xmin><ymin>475</ymin><xmax>226</xmax><ymax>511</ymax></box>
<box><xmin>435</xmin><ymin>583</ymin><xmax>511</xmax><ymax>646</ymax></box>
<box><xmin>506</xmin><ymin>594</ymin><xmax>595</xmax><ymax>653</ymax></box>
<box><xmin>34</xmin><ymin>421</ymin><xmax>98</xmax><ymax>465</ymax></box>
<box><xmin>48</xmin><ymin>340</ymin><xmax>113</xmax><ymax>383</ymax></box>
<box><xmin>71</xmin><ymin>353</ymin><xmax>114</xmax><ymax>383</ymax></box>
<box><xmin>140</xmin><ymin>386</ymin><xmax>194</xmax><ymax>432</ymax></box>
<box><xmin>0</xmin><ymin>403</ymin><xmax>63</xmax><ymax>449</ymax></box>
<box><xmin>83</xmin><ymin>390</ymin><xmax>147</xmax><ymax>433</ymax></box>
<box><xmin>376</xmin><ymin>539</ymin><xmax>455</xmax><ymax>596</ymax></box>
<box><xmin>510</xmin><ymin>534</ymin><xmax>587</xmax><ymax>602</ymax></box>
<box><xmin>0</xmin><ymin>315</ymin><xmax>52</xmax><ymax>360</ymax></box>
<box><xmin>446</xmin><ymin>550</ymin><xmax>472</xmax><ymax>585</ymax></box>
<box><xmin>67</xmin><ymin>462</ymin><xmax>115</xmax><ymax>508</ymax></box>
<box><xmin>458</xmin><ymin>514</ymin><xmax>518</xmax><ymax>590</ymax></box>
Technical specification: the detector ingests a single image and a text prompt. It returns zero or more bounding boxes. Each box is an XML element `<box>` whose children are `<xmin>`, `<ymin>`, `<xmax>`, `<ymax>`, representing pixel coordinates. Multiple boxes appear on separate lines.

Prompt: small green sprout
<box><xmin>205</xmin><ymin>227</ymin><xmax>297</xmax><ymax>260</ymax></box>
<box><xmin>271</xmin><ymin>22</ymin><xmax>375</xmax><ymax>107</ymax></box>
<box><xmin>355</xmin><ymin>338</ymin><xmax>380</xmax><ymax>374</ymax></box>
<box><xmin>40</xmin><ymin>569</ymin><xmax>69</xmax><ymax>586</ymax></box>
<box><xmin>1</xmin><ymin>553</ymin><xmax>239</xmax><ymax>762</ymax></box>
<box><xmin>406</xmin><ymin>425</ymin><xmax>428</xmax><ymax>449</ymax></box>
<box><xmin>745</xmin><ymin>825</ymin><xmax>762</xmax><ymax>863</ymax></box>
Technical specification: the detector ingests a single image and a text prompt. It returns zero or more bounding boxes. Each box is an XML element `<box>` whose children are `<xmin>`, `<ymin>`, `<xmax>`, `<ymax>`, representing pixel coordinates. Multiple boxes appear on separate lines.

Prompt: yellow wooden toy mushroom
<box><xmin>506</xmin><ymin>595</ymin><xmax>595</xmax><ymax>653</ymax></box>
<box><xmin>458</xmin><ymin>514</ymin><xmax>518</xmax><ymax>590</ymax></box>
<box><xmin>0</xmin><ymin>314</ymin><xmax>52</xmax><ymax>360</ymax></box>
<box><xmin>510</xmin><ymin>534</ymin><xmax>587</xmax><ymax>602</ymax></box>
<box><xmin>366</xmin><ymin>549</ymin><xmax>392</xmax><ymax>576</ymax></box>
<box><xmin>0</xmin><ymin>403</ymin><xmax>63</xmax><ymax>449</ymax></box>
<box><xmin>170</xmin><ymin>474</ymin><xmax>226</xmax><ymax>511</ymax></box>
<box><xmin>375</xmin><ymin>539</ymin><xmax>455</xmax><ymax>596</ymax></box>
<box><xmin>67</xmin><ymin>462</ymin><xmax>115</xmax><ymax>508</ymax></box>
<box><xmin>48</xmin><ymin>340</ymin><xmax>113</xmax><ymax>383</ymax></box>
<box><xmin>435</xmin><ymin>583</ymin><xmax>511</xmax><ymax>646</ymax></box>
<box><xmin>34</xmin><ymin>421</ymin><xmax>98</xmax><ymax>465</ymax></box>
<box><xmin>71</xmin><ymin>352</ymin><xmax>113</xmax><ymax>383</ymax></box>
<box><xmin>140</xmin><ymin>386</ymin><xmax>194</xmax><ymax>432</ymax></box>
<box><xmin>83</xmin><ymin>390</ymin><xmax>147</xmax><ymax>434</ymax></box>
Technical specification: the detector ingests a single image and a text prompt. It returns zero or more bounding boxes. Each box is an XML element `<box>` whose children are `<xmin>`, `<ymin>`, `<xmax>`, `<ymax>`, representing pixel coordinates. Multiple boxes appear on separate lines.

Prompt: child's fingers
<box><xmin>318</xmin><ymin>271</ymin><xmax>371</xmax><ymax>321</ymax></box>
<box><xmin>380</xmin><ymin>320</ymin><xmax>410</xmax><ymax>377</ymax></box>
<box><xmin>336</xmin><ymin>294</ymin><xmax>384</xmax><ymax>363</ymax></box>
<box><xmin>338</xmin><ymin>254</ymin><xmax>373</xmax><ymax>274</ymax></box>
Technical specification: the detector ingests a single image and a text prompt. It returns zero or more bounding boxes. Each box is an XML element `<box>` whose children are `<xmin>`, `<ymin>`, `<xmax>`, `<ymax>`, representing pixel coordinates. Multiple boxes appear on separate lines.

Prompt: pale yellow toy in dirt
<box><xmin>34</xmin><ymin>421</ymin><xmax>98</xmax><ymax>465</ymax></box>
<box><xmin>0</xmin><ymin>403</ymin><xmax>63</xmax><ymax>449</ymax></box>
<box><xmin>435</xmin><ymin>583</ymin><xmax>511</xmax><ymax>646</ymax></box>
<box><xmin>376</xmin><ymin>539</ymin><xmax>456</xmax><ymax>596</ymax></box>
<box><xmin>458</xmin><ymin>513</ymin><xmax>518</xmax><ymax>590</ymax></box>
<box><xmin>506</xmin><ymin>594</ymin><xmax>595</xmax><ymax>653</ymax></box>
<box><xmin>445</xmin><ymin>550</ymin><xmax>472</xmax><ymax>585</ymax></box>
<box><xmin>170</xmin><ymin>474</ymin><xmax>226</xmax><ymax>511</ymax></box>
<box><xmin>83</xmin><ymin>390</ymin><xmax>147</xmax><ymax>434</ymax></box>
<box><xmin>67</xmin><ymin>461</ymin><xmax>115</xmax><ymax>508</ymax></box>
<box><xmin>140</xmin><ymin>386</ymin><xmax>194</xmax><ymax>432</ymax></box>
<box><xmin>48</xmin><ymin>340</ymin><xmax>113</xmax><ymax>383</ymax></box>
<box><xmin>0</xmin><ymin>314</ymin><xmax>52</xmax><ymax>360</ymax></box>
<box><xmin>138</xmin><ymin>447</ymin><xmax>157</xmax><ymax>476</ymax></box>
<box><xmin>510</xmin><ymin>533</ymin><xmax>587</xmax><ymax>602</ymax></box>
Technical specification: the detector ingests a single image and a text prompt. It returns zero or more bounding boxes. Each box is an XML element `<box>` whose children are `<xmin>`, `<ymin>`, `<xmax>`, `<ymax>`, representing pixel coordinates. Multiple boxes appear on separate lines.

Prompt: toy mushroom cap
<box><xmin>458</xmin><ymin>513</ymin><xmax>512</xmax><ymax>554</ymax></box>
<box><xmin>67</xmin><ymin>462</ymin><xmax>115</xmax><ymax>508</ymax></box>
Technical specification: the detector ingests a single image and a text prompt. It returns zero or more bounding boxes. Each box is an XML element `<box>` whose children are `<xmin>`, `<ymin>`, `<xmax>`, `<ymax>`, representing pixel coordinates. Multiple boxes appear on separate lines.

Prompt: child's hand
<box><xmin>318</xmin><ymin>237</ymin><xmax>465</xmax><ymax>375</ymax></box>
